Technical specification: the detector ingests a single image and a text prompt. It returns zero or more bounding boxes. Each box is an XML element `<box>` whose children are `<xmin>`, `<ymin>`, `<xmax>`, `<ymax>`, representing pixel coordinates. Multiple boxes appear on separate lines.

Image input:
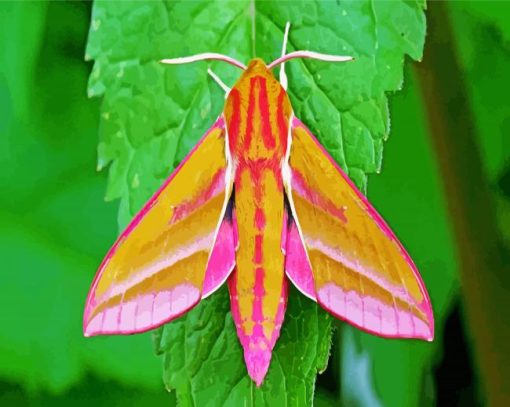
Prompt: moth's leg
<box><xmin>279</xmin><ymin>22</ymin><xmax>291</xmax><ymax>90</ymax></box>
<box><xmin>207</xmin><ymin>68</ymin><xmax>231</xmax><ymax>97</ymax></box>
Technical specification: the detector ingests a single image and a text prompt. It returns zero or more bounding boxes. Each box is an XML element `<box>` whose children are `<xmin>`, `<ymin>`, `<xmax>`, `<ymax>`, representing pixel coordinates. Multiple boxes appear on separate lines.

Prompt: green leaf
<box><xmin>87</xmin><ymin>0</ymin><xmax>426</xmax><ymax>404</ymax></box>
<box><xmin>0</xmin><ymin>1</ymin><xmax>163</xmax><ymax>393</ymax></box>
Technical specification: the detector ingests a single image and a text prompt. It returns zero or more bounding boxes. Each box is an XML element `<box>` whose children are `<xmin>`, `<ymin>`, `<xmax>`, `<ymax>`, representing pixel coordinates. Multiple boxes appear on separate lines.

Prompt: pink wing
<box><xmin>284</xmin><ymin>212</ymin><xmax>316</xmax><ymax>301</ymax></box>
<box><xmin>84</xmin><ymin>117</ymin><xmax>236</xmax><ymax>336</ymax></box>
<box><xmin>284</xmin><ymin>117</ymin><xmax>434</xmax><ymax>340</ymax></box>
<box><xmin>202</xmin><ymin>201</ymin><xmax>238</xmax><ymax>298</ymax></box>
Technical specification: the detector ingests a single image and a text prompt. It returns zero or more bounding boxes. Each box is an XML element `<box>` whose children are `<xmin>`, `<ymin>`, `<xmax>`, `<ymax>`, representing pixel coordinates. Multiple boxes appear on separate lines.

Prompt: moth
<box><xmin>84</xmin><ymin>23</ymin><xmax>434</xmax><ymax>386</ymax></box>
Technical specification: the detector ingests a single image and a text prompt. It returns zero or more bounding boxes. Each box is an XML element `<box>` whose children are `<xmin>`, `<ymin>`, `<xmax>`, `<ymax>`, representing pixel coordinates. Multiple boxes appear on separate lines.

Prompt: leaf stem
<box><xmin>414</xmin><ymin>2</ymin><xmax>510</xmax><ymax>405</ymax></box>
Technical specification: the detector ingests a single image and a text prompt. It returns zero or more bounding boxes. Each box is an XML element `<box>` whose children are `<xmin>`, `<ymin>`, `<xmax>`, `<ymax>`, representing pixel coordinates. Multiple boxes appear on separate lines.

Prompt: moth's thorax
<box><xmin>224</xmin><ymin>58</ymin><xmax>292</xmax><ymax>162</ymax></box>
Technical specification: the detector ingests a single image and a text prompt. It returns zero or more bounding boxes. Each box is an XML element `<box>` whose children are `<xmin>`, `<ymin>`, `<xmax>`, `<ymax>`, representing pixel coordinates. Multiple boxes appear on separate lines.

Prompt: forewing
<box><xmin>284</xmin><ymin>117</ymin><xmax>434</xmax><ymax>340</ymax></box>
<box><xmin>84</xmin><ymin>117</ymin><xmax>235</xmax><ymax>336</ymax></box>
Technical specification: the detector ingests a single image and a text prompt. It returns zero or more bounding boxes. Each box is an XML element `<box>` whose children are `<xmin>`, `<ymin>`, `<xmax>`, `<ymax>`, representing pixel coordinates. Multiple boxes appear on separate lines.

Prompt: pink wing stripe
<box><xmin>317</xmin><ymin>284</ymin><xmax>431</xmax><ymax>339</ymax></box>
<box><xmin>227</xmin><ymin>270</ymin><xmax>288</xmax><ymax>386</ymax></box>
<box><xmin>284</xmin><ymin>217</ymin><xmax>316</xmax><ymax>300</ymax></box>
<box><xmin>84</xmin><ymin>284</ymin><xmax>200</xmax><ymax>336</ymax></box>
<box><xmin>202</xmin><ymin>212</ymin><xmax>238</xmax><ymax>298</ymax></box>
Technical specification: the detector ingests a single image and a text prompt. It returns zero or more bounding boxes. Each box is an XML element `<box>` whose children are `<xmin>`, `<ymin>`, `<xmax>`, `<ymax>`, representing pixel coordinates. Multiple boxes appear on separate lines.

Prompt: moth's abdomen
<box><xmin>228</xmin><ymin>164</ymin><xmax>287</xmax><ymax>385</ymax></box>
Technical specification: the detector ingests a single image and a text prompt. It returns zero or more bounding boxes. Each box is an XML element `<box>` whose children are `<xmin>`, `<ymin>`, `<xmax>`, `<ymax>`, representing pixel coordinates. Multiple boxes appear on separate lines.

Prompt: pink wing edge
<box><xmin>83</xmin><ymin>116</ymin><xmax>236</xmax><ymax>337</ymax></box>
<box><xmin>283</xmin><ymin>117</ymin><xmax>435</xmax><ymax>341</ymax></box>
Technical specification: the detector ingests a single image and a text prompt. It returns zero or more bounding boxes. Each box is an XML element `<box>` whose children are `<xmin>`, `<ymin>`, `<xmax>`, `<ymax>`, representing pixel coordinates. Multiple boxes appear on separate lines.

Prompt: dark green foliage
<box><xmin>0</xmin><ymin>1</ymin><xmax>164</xmax><ymax>396</ymax></box>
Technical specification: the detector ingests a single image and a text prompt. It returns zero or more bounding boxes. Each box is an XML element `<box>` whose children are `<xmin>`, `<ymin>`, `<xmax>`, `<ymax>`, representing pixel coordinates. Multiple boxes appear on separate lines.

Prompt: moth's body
<box><xmin>224</xmin><ymin>59</ymin><xmax>292</xmax><ymax>371</ymax></box>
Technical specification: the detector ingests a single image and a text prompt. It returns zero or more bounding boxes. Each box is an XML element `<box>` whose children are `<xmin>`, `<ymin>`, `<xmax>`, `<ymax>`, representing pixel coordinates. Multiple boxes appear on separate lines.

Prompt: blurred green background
<box><xmin>0</xmin><ymin>1</ymin><xmax>508</xmax><ymax>406</ymax></box>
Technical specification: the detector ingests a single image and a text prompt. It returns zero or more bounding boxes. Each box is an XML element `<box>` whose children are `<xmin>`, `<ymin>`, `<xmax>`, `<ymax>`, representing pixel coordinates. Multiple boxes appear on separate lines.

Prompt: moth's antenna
<box><xmin>279</xmin><ymin>22</ymin><xmax>291</xmax><ymax>90</ymax></box>
<box><xmin>207</xmin><ymin>68</ymin><xmax>231</xmax><ymax>96</ymax></box>
<box><xmin>268</xmin><ymin>51</ymin><xmax>354</xmax><ymax>70</ymax></box>
<box><xmin>161</xmin><ymin>53</ymin><xmax>246</xmax><ymax>70</ymax></box>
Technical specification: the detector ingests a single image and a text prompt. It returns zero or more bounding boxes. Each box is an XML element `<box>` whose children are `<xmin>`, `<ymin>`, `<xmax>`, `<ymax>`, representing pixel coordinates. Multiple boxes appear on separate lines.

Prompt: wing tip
<box><xmin>83</xmin><ymin>326</ymin><xmax>94</xmax><ymax>338</ymax></box>
<box><xmin>82</xmin><ymin>311</ymin><xmax>104</xmax><ymax>337</ymax></box>
<box><xmin>421</xmin><ymin>299</ymin><xmax>435</xmax><ymax>342</ymax></box>
<box><xmin>83</xmin><ymin>316</ymin><xmax>104</xmax><ymax>337</ymax></box>
<box><xmin>82</xmin><ymin>306</ymin><xmax>94</xmax><ymax>337</ymax></box>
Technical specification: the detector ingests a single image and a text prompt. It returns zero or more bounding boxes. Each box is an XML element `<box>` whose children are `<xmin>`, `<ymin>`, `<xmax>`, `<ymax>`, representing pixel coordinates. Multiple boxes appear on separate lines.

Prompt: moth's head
<box><xmin>228</xmin><ymin>57</ymin><xmax>282</xmax><ymax>100</ymax></box>
<box><xmin>246</xmin><ymin>58</ymin><xmax>271</xmax><ymax>75</ymax></box>
<box><xmin>234</xmin><ymin>58</ymin><xmax>278</xmax><ymax>85</ymax></box>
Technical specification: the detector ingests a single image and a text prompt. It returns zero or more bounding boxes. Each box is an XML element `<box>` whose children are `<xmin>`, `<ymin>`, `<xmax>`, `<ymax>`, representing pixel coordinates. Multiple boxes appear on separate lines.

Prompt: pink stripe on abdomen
<box><xmin>228</xmin><ymin>268</ymin><xmax>287</xmax><ymax>386</ymax></box>
<box><xmin>228</xmin><ymin>163</ymin><xmax>287</xmax><ymax>385</ymax></box>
